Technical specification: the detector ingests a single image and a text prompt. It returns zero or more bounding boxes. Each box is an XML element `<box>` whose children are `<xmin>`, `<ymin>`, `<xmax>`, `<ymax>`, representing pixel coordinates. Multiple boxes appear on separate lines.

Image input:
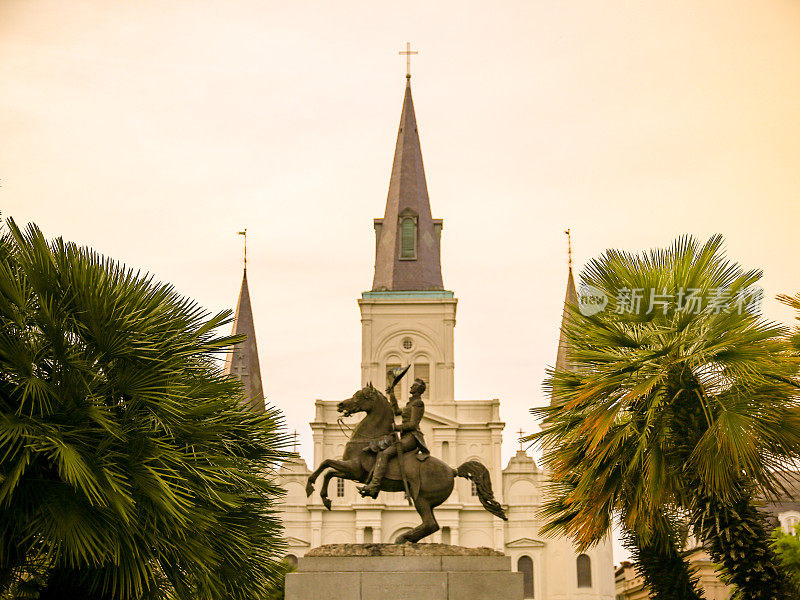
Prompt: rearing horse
<box><xmin>305</xmin><ymin>383</ymin><xmax>507</xmax><ymax>544</ymax></box>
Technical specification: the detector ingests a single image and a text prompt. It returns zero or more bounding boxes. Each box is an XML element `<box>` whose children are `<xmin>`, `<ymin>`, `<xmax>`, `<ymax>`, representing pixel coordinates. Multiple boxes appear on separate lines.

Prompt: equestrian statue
<box><xmin>305</xmin><ymin>367</ymin><xmax>507</xmax><ymax>544</ymax></box>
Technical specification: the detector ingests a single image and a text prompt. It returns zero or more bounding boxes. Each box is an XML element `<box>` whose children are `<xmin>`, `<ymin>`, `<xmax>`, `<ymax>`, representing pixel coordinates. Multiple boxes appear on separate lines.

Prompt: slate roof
<box><xmin>223</xmin><ymin>268</ymin><xmax>265</xmax><ymax>411</ymax></box>
<box><xmin>555</xmin><ymin>265</ymin><xmax>577</xmax><ymax>373</ymax></box>
<box><xmin>371</xmin><ymin>78</ymin><xmax>444</xmax><ymax>292</ymax></box>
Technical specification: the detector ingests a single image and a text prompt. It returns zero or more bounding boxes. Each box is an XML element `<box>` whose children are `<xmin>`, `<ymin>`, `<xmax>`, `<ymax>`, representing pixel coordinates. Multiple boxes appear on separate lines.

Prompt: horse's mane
<box><xmin>350</xmin><ymin>383</ymin><xmax>394</xmax><ymax>441</ymax></box>
<box><xmin>362</xmin><ymin>382</ymin><xmax>388</xmax><ymax>404</ymax></box>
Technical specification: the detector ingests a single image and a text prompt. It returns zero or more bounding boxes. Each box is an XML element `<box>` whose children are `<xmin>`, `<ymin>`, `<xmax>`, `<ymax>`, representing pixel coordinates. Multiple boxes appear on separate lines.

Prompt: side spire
<box><xmin>224</xmin><ymin>259</ymin><xmax>265</xmax><ymax>412</ymax></box>
<box><xmin>371</xmin><ymin>73</ymin><xmax>444</xmax><ymax>291</ymax></box>
<box><xmin>555</xmin><ymin>229</ymin><xmax>578</xmax><ymax>375</ymax></box>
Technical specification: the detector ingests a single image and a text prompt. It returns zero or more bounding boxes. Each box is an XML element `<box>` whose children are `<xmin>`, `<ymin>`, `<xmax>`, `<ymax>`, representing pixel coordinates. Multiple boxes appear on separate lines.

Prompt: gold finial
<box><xmin>564</xmin><ymin>228</ymin><xmax>572</xmax><ymax>269</ymax></box>
<box><xmin>238</xmin><ymin>229</ymin><xmax>247</xmax><ymax>269</ymax></box>
<box><xmin>517</xmin><ymin>428</ymin><xmax>525</xmax><ymax>451</ymax></box>
<box><xmin>399</xmin><ymin>42</ymin><xmax>419</xmax><ymax>80</ymax></box>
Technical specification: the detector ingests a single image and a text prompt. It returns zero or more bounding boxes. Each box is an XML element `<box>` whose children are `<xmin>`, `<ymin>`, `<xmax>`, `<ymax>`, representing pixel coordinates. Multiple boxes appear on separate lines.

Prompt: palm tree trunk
<box><xmin>689</xmin><ymin>488</ymin><xmax>791</xmax><ymax>600</ymax></box>
<box><xmin>623</xmin><ymin>518</ymin><xmax>705</xmax><ymax>600</ymax></box>
<box><xmin>670</xmin><ymin>375</ymin><xmax>793</xmax><ymax>600</ymax></box>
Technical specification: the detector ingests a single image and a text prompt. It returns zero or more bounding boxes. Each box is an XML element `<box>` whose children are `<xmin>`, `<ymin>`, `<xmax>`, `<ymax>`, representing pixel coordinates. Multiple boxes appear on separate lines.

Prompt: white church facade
<box><xmin>226</xmin><ymin>74</ymin><xmax>614</xmax><ymax>600</ymax></box>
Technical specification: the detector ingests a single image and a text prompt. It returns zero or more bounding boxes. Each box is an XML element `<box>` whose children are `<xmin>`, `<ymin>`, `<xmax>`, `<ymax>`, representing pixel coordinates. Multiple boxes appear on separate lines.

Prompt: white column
<box><xmin>494</xmin><ymin>522</ymin><xmax>505</xmax><ymax>551</ymax></box>
<box><xmin>311</xmin><ymin>512</ymin><xmax>322</xmax><ymax>547</ymax></box>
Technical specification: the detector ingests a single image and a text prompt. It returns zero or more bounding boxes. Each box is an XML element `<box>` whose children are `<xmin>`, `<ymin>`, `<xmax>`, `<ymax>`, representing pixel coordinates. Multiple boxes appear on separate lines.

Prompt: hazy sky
<box><xmin>3</xmin><ymin>0</ymin><xmax>800</xmax><ymax>562</ymax></box>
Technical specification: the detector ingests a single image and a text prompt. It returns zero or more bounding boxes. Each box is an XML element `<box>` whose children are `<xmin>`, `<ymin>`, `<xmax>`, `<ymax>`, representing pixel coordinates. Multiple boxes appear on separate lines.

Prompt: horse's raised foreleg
<box><xmin>319</xmin><ymin>469</ymin><xmax>339</xmax><ymax>511</ymax></box>
<box><xmin>396</xmin><ymin>495</ymin><xmax>439</xmax><ymax>544</ymax></box>
<box><xmin>306</xmin><ymin>458</ymin><xmax>339</xmax><ymax>496</ymax></box>
<box><xmin>319</xmin><ymin>458</ymin><xmax>364</xmax><ymax>509</ymax></box>
<box><xmin>306</xmin><ymin>458</ymin><xmax>363</xmax><ymax>497</ymax></box>
<box><xmin>319</xmin><ymin>470</ymin><xmax>349</xmax><ymax>510</ymax></box>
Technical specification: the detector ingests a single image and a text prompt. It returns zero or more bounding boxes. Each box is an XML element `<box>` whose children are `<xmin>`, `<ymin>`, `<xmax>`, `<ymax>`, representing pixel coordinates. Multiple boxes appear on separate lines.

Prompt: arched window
<box><xmin>779</xmin><ymin>511</ymin><xmax>800</xmax><ymax>534</ymax></box>
<box><xmin>576</xmin><ymin>554</ymin><xmax>592</xmax><ymax>588</ymax></box>
<box><xmin>787</xmin><ymin>515</ymin><xmax>800</xmax><ymax>532</ymax></box>
<box><xmin>413</xmin><ymin>362</ymin><xmax>429</xmax><ymax>399</ymax></box>
<box><xmin>441</xmin><ymin>526</ymin><xmax>451</xmax><ymax>545</ymax></box>
<box><xmin>386</xmin><ymin>363</ymin><xmax>400</xmax><ymax>391</ymax></box>
<box><xmin>363</xmin><ymin>526</ymin><xmax>373</xmax><ymax>544</ymax></box>
<box><xmin>441</xmin><ymin>442</ymin><xmax>450</xmax><ymax>463</ymax></box>
<box><xmin>517</xmin><ymin>555</ymin><xmax>534</xmax><ymax>598</ymax></box>
<box><xmin>336</xmin><ymin>477</ymin><xmax>345</xmax><ymax>497</ymax></box>
<box><xmin>400</xmin><ymin>217</ymin><xmax>416</xmax><ymax>259</ymax></box>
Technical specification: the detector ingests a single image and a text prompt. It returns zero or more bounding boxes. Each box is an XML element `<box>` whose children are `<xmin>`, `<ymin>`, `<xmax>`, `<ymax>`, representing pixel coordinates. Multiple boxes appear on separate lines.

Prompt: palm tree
<box><xmin>532</xmin><ymin>235</ymin><xmax>799</xmax><ymax>600</ymax></box>
<box><xmin>778</xmin><ymin>292</ymin><xmax>800</xmax><ymax>355</ymax></box>
<box><xmin>0</xmin><ymin>220</ymin><xmax>289</xmax><ymax>600</ymax></box>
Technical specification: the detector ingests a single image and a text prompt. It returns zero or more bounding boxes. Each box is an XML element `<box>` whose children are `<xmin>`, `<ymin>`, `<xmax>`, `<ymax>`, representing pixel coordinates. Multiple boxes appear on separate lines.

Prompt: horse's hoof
<box><xmin>357</xmin><ymin>485</ymin><xmax>379</xmax><ymax>499</ymax></box>
<box><xmin>394</xmin><ymin>537</ymin><xmax>414</xmax><ymax>545</ymax></box>
<box><xmin>306</xmin><ymin>483</ymin><xmax>314</xmax><ymax>497</ymax></box>
<box><xmin>322</xmin><ymin>497</ymin><xmax>332</xmax><ymax>511</ymax></box>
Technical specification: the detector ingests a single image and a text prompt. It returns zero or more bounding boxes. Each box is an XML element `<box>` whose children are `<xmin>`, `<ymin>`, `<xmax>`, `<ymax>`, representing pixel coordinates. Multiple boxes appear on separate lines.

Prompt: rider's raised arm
<box><xmin>387</xmin><ymin>388</ymin><xmax>401</xmax><ymax>416</ymax></box>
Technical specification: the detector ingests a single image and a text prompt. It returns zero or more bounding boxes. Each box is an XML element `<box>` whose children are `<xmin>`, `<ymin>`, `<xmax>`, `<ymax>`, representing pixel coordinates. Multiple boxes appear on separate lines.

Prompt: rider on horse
<box><xmin>357</xmin><ymin>378</ymin><xmax>430</xmax><ymax>499</ymax></box>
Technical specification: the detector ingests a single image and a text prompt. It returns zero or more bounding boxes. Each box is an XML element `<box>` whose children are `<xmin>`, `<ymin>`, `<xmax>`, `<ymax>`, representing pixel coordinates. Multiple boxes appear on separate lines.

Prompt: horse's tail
<box><xmin>455</xmin><ymin>460</ymin><xmax>507</xmax><ymax>521</ymax></box>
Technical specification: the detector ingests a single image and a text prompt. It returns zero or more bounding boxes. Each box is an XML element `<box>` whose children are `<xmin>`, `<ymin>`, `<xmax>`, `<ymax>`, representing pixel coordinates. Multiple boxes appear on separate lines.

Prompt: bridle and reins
<box><xmin>337</xmin><ymin>391</ymin><xmax>393</xmax><ymax>444</ymax></box>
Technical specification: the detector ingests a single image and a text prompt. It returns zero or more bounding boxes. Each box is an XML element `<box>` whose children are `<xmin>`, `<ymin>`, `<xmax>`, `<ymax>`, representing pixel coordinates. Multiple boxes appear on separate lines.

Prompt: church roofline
<box><xmin>361</xmin><ymin>290</ymin><xmax>454</xmax><ymax>299</ymax></box>
<box><xmin>505</xmin><ymin>537</ymin><xmax>546</xmax><ymax>548</ymax></box>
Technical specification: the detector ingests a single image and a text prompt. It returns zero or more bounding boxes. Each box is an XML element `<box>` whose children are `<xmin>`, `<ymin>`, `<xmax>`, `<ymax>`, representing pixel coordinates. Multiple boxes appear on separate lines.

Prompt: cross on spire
<box><xmin>291</xmin><ymin>430</ymin><xmax>300</xmax><ymax>454</ymax></box>
<box><xmin>238</xmin><ymin>228</ymin><xmax>247</xmax><ymax>269</ymax></box>
<box><xmin>564</xmin><ymin>228</ymin><xmax>572</xmax><ymax>269</ymax></box>
<box><xmin>399</xmin><ymin>42</ymin><xmax>418</xmax><ymax>79</ymax></box>
<box><xmin>517</xmin><ymin>428</ymin><xmax>525</xmax><ymax>451</ymax></box>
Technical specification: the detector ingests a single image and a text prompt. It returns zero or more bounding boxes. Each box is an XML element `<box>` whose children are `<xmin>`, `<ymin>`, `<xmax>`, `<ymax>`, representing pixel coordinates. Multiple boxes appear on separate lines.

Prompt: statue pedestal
<box><xmin>286</xmin><ymin>543</ymin><xmax>523</xmax><ymax>600</ymax></box>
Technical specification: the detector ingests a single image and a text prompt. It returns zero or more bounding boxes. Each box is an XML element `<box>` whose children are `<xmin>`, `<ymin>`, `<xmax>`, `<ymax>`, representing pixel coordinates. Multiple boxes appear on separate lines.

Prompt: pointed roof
<box><xmin>224</xmin><ymin>268</ymin><xmax>265</xmax><ymax>411</ymax></box>
<box><xmin>371</xmin><ymin>78</ymin><xmax>444</xmax><ymax>291</ymax></box>
<box><xmin>555</xmin><ymin>265</ymin><xmax>578</xmax><ymax>371</ymax></box>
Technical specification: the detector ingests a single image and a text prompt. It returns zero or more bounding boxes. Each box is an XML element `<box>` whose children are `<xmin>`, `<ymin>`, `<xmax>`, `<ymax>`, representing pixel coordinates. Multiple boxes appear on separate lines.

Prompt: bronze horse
<box><xmin>305</xmin><ymin>383</ymin><xmax>507</xmax><ymax>544</ymax></box>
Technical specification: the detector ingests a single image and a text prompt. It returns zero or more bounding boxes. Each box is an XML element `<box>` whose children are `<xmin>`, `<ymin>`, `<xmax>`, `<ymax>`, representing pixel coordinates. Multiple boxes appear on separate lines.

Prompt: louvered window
<box><xmin>414</xmin><ymin>363</ymin><xmax>429</xmax><ymax>399</ymax></box>
<box><xmin>400</xmin><ymin>218</ymin><xmax>416</xmax><ymax>259</ymax></box>
<box><xmin>386</xmin><ymin>364</ymin><xmax>400</xmax><ymax>391</ymax></box>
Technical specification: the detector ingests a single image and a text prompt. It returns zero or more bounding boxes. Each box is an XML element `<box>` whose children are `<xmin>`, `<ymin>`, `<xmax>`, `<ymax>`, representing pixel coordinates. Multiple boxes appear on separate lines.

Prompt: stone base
<box><xmin>286</xmin><ymin>544</ymin><xmax>523</xmax><ymax>600</ymax></box>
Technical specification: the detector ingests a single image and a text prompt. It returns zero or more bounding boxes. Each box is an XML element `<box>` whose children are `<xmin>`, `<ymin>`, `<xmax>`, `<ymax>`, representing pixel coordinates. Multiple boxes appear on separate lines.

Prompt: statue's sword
<box><xmin>395</xmin><ymin>430</ymin><xmax>414</xmax><ymax>507</ymax></box>
<box><xmin>388</xmin><ymin>365</ymin><xmax>411</xmax><ymax>390</ymax></box>
<box><xmin>388</xmin><ymin>366</ymin><xmax>414</xmax><ymax>507</ymax></box>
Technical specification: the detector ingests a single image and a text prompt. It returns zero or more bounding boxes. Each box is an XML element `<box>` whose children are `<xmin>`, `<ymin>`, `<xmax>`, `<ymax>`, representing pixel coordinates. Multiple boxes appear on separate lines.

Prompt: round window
<box><xmin>401</xmin><ymin>337</ymin><xmax>414</xmax><ymax>351</ymax></box>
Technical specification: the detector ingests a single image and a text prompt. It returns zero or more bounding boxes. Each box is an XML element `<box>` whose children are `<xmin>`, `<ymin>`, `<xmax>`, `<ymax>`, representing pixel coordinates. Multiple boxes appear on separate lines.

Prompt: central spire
<box><xmin>371</xmin><ymin>78</ymin><xmax>444</xmax><ymax>292</ymax></box>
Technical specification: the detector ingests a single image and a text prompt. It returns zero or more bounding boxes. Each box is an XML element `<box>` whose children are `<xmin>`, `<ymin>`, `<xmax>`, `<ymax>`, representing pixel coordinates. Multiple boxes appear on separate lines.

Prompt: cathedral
<box><xmin>224</xmin><ymin>73</ymin><xmax>615</xmax><ymax>600</ymax></box>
